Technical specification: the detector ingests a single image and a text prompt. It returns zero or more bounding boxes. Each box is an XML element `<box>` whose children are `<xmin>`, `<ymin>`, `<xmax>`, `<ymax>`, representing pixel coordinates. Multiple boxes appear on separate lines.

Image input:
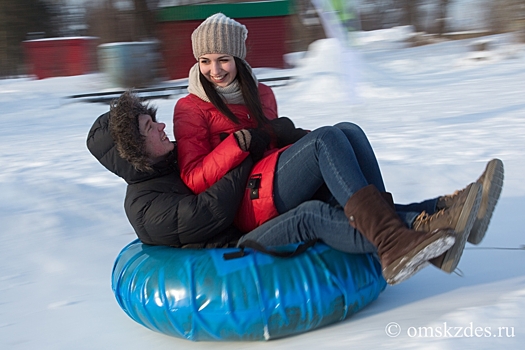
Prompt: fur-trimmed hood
<box><xmin>86</xmin><ymin>112</ymin><xmax>176</xmax><ymax>185</ymax></box>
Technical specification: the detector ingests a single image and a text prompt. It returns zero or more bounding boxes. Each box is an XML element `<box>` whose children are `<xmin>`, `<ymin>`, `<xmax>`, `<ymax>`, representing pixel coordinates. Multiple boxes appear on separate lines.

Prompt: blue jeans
<box><xmin>240</xmin><ymin>123</ymin><xmax>439</xmax><ymax>254</ymax></box>
<box><xmin>238</xmin><ymin>200</ymin><xmax>377</xmax><ymax>254</ymax></box>
<box><xmin>238</xmin><ymin>199</ymin><xmax>438</xmax><ymax>254</ymax></box>
<box><xmin>274</xmin><ymin>122</ymin><xmax>437</xmax><ymax>217</ymax></box>
<box><xmin>274</xmin><ymin>123</ymin><xmax>372</xmax><ymax>211</ymax></box>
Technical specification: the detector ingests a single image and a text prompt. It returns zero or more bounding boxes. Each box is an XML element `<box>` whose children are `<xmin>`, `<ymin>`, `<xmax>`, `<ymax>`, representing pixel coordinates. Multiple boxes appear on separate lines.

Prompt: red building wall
<box><xmin>23</xmin><ymin>37</ymin><xmax>98</xmax><ymax>80</ymax></box>
<box><xmin>157</xmin><ymin>1</ymin><xmax>290</xmax><ymax>80</ymax></box>
<box><xmin>158</xmin><ymin>16</ymin><xmax>287</xmax><ymax>80</ymax></box>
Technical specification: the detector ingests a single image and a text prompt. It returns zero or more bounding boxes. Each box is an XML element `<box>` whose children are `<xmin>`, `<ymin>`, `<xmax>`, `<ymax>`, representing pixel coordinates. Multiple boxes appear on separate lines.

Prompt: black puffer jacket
<box><xmin>86</xmin><ymin>112</ymin><xmax>252</xmax><ymax>247</ymax></box>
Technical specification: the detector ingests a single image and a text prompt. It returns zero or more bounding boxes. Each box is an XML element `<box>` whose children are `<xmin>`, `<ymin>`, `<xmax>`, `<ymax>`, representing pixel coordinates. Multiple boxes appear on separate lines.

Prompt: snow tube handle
<box><xmin>223</xmin><ymin>239</ymin><xmax>318</xmax><ymax>260</ymax></box>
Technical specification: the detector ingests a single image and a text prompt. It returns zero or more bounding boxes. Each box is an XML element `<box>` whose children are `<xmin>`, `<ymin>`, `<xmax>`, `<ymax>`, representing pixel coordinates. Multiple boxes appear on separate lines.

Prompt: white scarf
<box><xmin>187</xmin><ymin>62</ymin><xmax>258</xmax><ymax>105</ymax></box>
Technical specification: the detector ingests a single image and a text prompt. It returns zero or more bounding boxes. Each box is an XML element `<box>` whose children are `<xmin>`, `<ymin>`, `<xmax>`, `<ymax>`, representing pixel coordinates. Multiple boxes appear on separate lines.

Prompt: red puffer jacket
<box><xmin>173</xmin><ymin>83</ymin><xmax>286</xmax><ymax>232</ymax></box>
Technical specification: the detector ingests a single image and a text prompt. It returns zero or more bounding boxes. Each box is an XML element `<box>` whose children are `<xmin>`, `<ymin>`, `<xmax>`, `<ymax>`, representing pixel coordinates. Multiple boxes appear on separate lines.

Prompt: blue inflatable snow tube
<box><xmin>112</xmin><ymin>240</ymin><xmax>386</xmax><ymax>341</ymax></box>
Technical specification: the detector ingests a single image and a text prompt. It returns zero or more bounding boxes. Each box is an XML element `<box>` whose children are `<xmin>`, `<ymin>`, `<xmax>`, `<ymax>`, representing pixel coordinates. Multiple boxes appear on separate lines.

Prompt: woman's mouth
<box><xmin>211</xmin><ymin>74</ymin><xmax>226</xmax><ymax>82</ymax></box>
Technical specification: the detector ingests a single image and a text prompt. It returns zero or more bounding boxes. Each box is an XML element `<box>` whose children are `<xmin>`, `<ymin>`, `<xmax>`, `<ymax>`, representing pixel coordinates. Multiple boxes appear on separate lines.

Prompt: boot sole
<box><xmin>384</xmin><ymin>231</ymin><xmax>455</xmax><ymax>285</ymax></box>
<box><xmin>468</xmin><ymin>159</ymin><xmax>504</xmax><ymax>245</ymax></box>
<box><xmin>438</xmin><ymin>182</ymin><xmax>482</xmax><ymax>273</ymax></box>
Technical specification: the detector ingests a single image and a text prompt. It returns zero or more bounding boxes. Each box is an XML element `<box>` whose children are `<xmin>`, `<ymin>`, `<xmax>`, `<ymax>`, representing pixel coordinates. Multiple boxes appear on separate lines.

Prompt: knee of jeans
<box><xmin>313</xmin><ymin>125</ymin><xmax>335</xmax><ymax>135</ymax></box>
<box><xmin>334</xmin><ymin>122</ymin><xmax>364</xmax><ymax>135</ymax></box>
<box><xmin>314</xmin><ymin>125</ymin><xmax>346</xmax><ymax>143</ymax></box>
<box><xmin>295</xmin><ymin>200</ymin><xmax>325</xmax><ymax>212</ymax></box>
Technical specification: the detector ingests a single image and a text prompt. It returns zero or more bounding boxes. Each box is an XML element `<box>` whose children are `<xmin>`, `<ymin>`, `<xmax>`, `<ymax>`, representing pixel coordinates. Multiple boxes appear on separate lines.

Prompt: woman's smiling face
<box><xmin>198</xmin><ymin>53</ymin><xmax>238</xmax><ymax>87</ymax></box>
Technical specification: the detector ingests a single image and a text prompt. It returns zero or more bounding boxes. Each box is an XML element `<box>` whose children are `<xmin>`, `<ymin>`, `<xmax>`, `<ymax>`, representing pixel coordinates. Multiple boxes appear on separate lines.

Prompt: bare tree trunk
<box><xmin>436</xmin><ymin>0</ymin><xmax>449</xmax><ymax>36</ymax></box>
<box><xmin>86</xmin><ymin>0</ymin><xmax>159</xmax><ymax>43</ymax></box>
<box><xmin>133</xmin><ymin>0</ymin><xmax>157</xmax><ymax>39</ymax></box>
<box><xmin>401</xmin><ymin>0</ymin><xmax>420</xmax><ymax>32</ymax></box>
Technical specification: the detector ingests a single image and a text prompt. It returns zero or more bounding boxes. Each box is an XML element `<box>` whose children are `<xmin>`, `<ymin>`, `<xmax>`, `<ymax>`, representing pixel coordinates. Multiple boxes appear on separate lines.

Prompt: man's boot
<box><xmin>413</xmin><ymin>182</ymin><xmax>482</xmax><ymax>273</ymax></box>
<box><xmin>437</xmin><ymin>159</ymin><xmax>504</xmax><ymax>245</ymax></box>
<box><xmin>344</xmin><ymin>185</ymin><xmax>456</xmax><ymax>285</ymax></box>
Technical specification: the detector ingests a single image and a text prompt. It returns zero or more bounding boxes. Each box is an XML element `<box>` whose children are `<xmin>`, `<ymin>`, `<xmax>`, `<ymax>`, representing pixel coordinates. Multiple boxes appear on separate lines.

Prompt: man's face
<box><xmin>138</xmin><ymin>114</ymin><xmax>174</xmax><ymax>165</ymax></box>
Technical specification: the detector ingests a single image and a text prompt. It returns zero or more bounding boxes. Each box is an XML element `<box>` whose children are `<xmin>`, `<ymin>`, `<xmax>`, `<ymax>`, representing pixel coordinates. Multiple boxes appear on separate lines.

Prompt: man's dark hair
<box><xmin>109</xmin><ymin>91</ymin><xmax>158</xmax><ymax>172</ymax></box>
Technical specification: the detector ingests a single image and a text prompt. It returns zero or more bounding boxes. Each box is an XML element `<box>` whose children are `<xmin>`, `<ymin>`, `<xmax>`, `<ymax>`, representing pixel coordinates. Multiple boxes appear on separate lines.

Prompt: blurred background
<box><xmin>1</xmin><ymin>0</ymin><xmax>524</xmax><ymax>84</ymax></box>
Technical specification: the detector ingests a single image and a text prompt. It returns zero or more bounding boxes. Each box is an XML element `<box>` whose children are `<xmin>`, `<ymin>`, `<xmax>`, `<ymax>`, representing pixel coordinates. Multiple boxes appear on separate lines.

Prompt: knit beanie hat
<box><xmin>191</xmin><ymin>13</ymin><xmax>248</xmax><ymax>60</ymax></box>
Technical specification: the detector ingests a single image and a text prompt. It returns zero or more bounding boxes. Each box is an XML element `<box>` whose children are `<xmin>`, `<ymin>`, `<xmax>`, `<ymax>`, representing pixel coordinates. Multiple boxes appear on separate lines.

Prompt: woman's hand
<box><xmin>270</xmin><ymin>117</ymin><xmax>308</xmax><ymax>148</ymax></box>
<box><xmin>234</xmin><ymin>129</ymin><xmax>270</xmax><ymax>161</ymax></box>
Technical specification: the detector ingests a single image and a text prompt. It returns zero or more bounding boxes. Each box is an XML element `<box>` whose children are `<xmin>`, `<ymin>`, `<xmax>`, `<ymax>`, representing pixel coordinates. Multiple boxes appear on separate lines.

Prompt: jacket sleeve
<box><xmin>270</xmin><ymin>117</ymin><xmax>309</xmax><ymax>148</ymax></box>
<box><xmin>138</xmin><ymin>158</ymin><xmax>253</xmax><ymax>246</ymax></box>
<box><xmin>177</xmin><ymin>157</ymin><xmax>253</xmax><ymax>244</ymax></box>
<box><xmin>173</xmin><ymin>97</ymin><xmax>250</xmax><ymax>194</ymax></box>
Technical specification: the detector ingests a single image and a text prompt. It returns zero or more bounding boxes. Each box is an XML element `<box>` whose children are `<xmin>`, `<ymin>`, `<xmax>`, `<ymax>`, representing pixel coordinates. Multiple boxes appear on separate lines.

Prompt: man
<box><xmin>87</xmin><ymin>91</ymin><xmax>252</xmax><ymax>247</ymax></box>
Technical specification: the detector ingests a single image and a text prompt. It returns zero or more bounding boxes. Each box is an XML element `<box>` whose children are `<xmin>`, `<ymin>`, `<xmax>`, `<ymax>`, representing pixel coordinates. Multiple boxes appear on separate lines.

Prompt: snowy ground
<box><xmin>1</xmin><ymin>31</ymin><xmax>524</xmax><ymax>349</ymax></box>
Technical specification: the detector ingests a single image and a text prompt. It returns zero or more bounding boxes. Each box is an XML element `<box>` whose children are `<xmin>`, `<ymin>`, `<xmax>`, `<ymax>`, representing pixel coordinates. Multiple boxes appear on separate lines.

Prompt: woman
<box><xmin>173</xmin><ymin>14</ymin><xmax>503</xmax><ymax>284</ymax></box>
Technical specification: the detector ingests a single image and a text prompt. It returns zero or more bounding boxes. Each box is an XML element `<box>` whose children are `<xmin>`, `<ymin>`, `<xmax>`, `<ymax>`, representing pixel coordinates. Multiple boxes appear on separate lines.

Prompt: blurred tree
<box><xmin>487</xmin><ymin>0</ymin><xmax>525</xmax><ymax>35</ymax></box>
<box><xmin>357</xmin><ymin>0</ymin><xmax>455</xmax><ymax>34</ymax></box>
<box><xmin>290</xmin><ymin>0</ymin><xmax>326</xmax><ymax>52</ymax></box>
<box><xmin>357</xmin><ymin>0</ymin><xmax>404</xmax><ymax>30</ymax></box>
<box><xmin>400</xmin><ymin>0</ymin><xmax>421</xmax><ymax>31</ymax></box>
<box><xmin>133</xmin><ymin>0</ymin><xmax>157</xmax><ymax>38</ymax></box>
<box><xmin>85</xmin><ymin>0</ymin><xmax>160</xmax><ymax>44</ymax></box>
<box><xmin>435</xmin><ymin>0</ymin><xmax>449</xmax><ymax>36</ymax></box>
<box><xmin>0</xmin><ymin>0</ymin><xmax>61</xmax><ymax>77</ymax></box>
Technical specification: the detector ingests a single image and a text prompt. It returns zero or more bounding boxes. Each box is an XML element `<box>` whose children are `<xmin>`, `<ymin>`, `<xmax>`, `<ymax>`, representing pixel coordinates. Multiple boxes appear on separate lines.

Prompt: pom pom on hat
<box><xmin>191</xmin><ymin>13</ymin><xmax>248</xmax><ymax>60</ymax></box>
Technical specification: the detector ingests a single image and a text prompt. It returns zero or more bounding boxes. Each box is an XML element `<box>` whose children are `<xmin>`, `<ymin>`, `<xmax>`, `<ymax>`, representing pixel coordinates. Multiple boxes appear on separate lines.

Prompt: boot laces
<box><xmin>446</xmin><ymin>189</ymin><xmax>464</xmax><ymax>201</ymax></box>
<box><xmin>414</xmin><ymin>209</ymin><xmax>446</xmax><ymax>228</ymax></box>
<box><xmin>437</xmin><ymin>184</ymin><xmax>471</xmax><ymax>210</ymax></box>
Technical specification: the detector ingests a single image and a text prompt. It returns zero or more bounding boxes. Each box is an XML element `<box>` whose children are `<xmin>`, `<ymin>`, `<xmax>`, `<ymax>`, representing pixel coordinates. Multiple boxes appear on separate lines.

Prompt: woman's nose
<box><xmin>210</xmin><ymin>61</ymin><xmax>221</xmax><ymax>75</ymax></box>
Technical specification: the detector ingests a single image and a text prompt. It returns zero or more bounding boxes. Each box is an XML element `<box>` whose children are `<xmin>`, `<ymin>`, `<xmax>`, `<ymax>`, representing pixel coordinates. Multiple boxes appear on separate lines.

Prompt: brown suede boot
<box><xmin>344</xmin><ymin>185</ymin><xmax>456</xmax><ymax>285</ymax></box>
<box><xmin>414</xmin><ymin>182</ymin><xmax>482</xmax><ymax>273</ymax></box>
<box><xmin>381</xmin><ymin>192</ymin><xmax>394</xmax><ymax>207</ymax></box>
<box><xmin>437</xmin><ymin>159</ymin><xmax>504</xmax><ymax>245</ymax></box>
